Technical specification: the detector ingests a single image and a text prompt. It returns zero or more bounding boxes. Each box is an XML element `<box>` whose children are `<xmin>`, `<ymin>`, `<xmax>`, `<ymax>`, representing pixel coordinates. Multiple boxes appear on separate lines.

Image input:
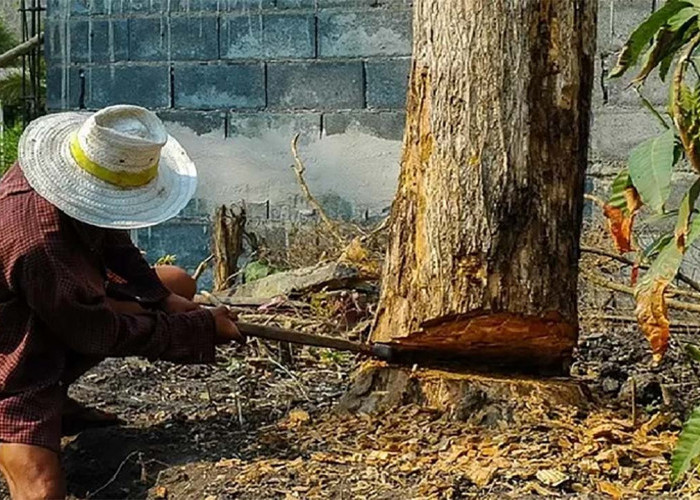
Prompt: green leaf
<box><xmin>685</xmin><ymin>343</ymin><xmax>700</xmax><ymax>362</ymax></box>
<box><xmin>633</xmin><ymin>12</ymin><xmax>698</xmax><ymax>85</ymax></box>
<box><xmin>672</xmin><ymin>405</ymin><xmax>700</xmax><ymax>482</ymax></box>
<box><xmin>676</xmin><ymin>178</ymin><xmax>700</xmax><ymax>248</ymax></box>
<box><xmin>611</xmin><ymin>0</ymin><xmax>695</xmax><ymax>79</ymax></box>
<box><xmin>243</xmin><ymin>260</ymin><xmax>277</xmax><ymax>283</ymax></box>
<box><xmin>608</xmin><ymin>169</ymin><xmax>633</xmax><ymax>211</ymax></box>
<box><xmin>641</xmin><ymin>231</ymin><xmax>675</xmax><ymax>261</ymax></box>
<box><xmin>629</xmin><ymin>129</ymin><xmax>677</xmax><ymax>213</ymax></box>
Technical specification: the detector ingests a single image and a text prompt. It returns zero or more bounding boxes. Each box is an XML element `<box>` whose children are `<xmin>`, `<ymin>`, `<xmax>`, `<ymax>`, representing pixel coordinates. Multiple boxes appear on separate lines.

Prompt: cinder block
<box><xmin>69</xmin><ymin>19</ymin><xmax>129</xmax><ymax>63</ymax></box>
<box><xmin>129</xmin><ymin>17</ymin><xmax>169</xmax><ymax>61</ymax></box>
<box><xmin>86</xmin><ymin>65</ymin><xmax>170</xmax><ymax>108</ymax></box>
<box><xmin>323</xmin><ymin>111</ymin><xmax>405</xmax><ymax>140</ymax></box>
<box><xmin>264</xmin><ymin>14</ymin><xmax>315</xmax><ymax>59</ymax></box>
<box><xmin>46</xmin><ymin>66</ymin><xmax>82</xmax><ymax>110</ymax></box>
<box><xmin>48</xmin><ymin>0</ymin><xmax>89</xmax><ymax>15</ymax></box>
<box><xmin>228</xmin><ymin>112</ymin><xmax>321</xmax><ymax>141</ymax></box>
<box><xmin>268</xmin><ymin>62</ymin><xmax>364</xmax><ymax>110</ymax></box>
<box><xmin>318</xmin><ymin>9</ymin><xmax>411</xmax><ymax>57</ymax></box>
<box><xmin>173</xmin><ymin>63</ymin><xmax>265</xmax><ymax>109</ymax></box>
<box><xmin>127</xmin><ymin>0</ymin><xmax>165</xmax><ymax>12</ymax></box>
<box><xmin>214</xmin><ymin>0</ymin><xmax>274</xmax><ymax>11</ymax></box>
<box><xmin>589</xmin><ymin>106</ymin><xmax>667</xmax><ymax>161</ymax></box>
<box><xmin>276</xmin><ymin>0</ymin><xmax>315</xmax><ymax>7</ymax></box>
<box><xmin>169</xmin><ymin>16</ymin><xmax>219</xmax><ymax>60</ymax></box>
<box><xmin>44</xmin><ymin>23</ymin><xmax>63</xmax><ymax>65</ymax></box>
<box><xmin>158</xmin><ymin>110</ymin><xmax>226</xmax><ymax>135</ymax></box>
<box><xmin>365</xmin><ymin>59</ymin><xmax>410</xmax><ymax>109</ymax></box>
<box><xmin>317</xmin><ymin>0</ymin><xmax>374</xmax><ymax>7</ymax></box>
<box><xmin>220</xmin><ymin>14</ymin><xmax>264</xmax><ymax>59</ymax></box>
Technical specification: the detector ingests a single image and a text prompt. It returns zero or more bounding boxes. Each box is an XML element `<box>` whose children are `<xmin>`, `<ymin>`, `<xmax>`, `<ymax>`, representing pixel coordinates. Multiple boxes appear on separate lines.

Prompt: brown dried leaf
<box><xmin>603</xmin><ymin>204</ymin><xmax>635</xmax><ymax>253</ymax></box>
<box><xmin>597</xmin><ymin>481</ymin><xmax>623</xmax><ymax>499</ymax></box>
<box><xmin>635</xmin><ymin>276</ymin><xmax>671</xmax><ymax>363</ymax></box>
<box><xmin>624</xmin><ymin>186</ymin><xmax>644</xmax><ymax>214</ymax></box>
<box><xmin>536</xmin><ymin>468</ymin><xmax>569</xmax><ymax>487</ymax></box>
<box><xmin>153</xmin><ymin>486</ymin><xmax>168</xmax><ymax>499</ymax></box>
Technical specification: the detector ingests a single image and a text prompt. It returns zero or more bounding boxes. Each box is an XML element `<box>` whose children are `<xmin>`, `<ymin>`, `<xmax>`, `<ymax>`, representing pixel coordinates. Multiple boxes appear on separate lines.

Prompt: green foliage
<box><xmin>672</xmin><ymin>405</ymin><xmax>700</xmax><ymax>482</ymax></box>
<box><xmin>610</xmin><ymin>0</ymin><xmax>695</xmax><ymax>79</ymax></box>
<box><xmin>610</xmin><ymin>2</ymin><xmax>700</xmax><ymax>485</ymax></box>
<box><xmin>0</xmin><ymin>121</ymin><xmax>22</xmax><ymax>177</ymax></box>
<box><xmin>608</xmin><ymin>169</ymin><xmax>634</xmax><ymax>212</ymax></box>
<box><xmin>685</xmin><ymin>343</ymin><xmax>700</xmax><ymax>362</ymax></box>
<box><xmin>243</xmin><ymin>260</ymin><xmax>278</xmax><ymax>283</ymax></box>
<box><xmin>0</xmin><ymin>20</ymin><xmax>18</xmax><ymax>55</ymax></box>
<box><xmin>155</xmin><ymin>254</ymin><xmax>177</xmax><ymax>266</ymax></box>
<box><xmin>628</xmin><ymin>129</ymin><xmax>677</xmax><ymax>213</ymax></box>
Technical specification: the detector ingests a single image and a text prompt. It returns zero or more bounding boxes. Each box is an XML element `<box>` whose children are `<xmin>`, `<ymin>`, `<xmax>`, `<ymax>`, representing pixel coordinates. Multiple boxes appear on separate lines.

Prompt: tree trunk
<box><xmin>372</xmin><ymin>1</ymin><xmax>596</xmax><ymax>374</ymax></box>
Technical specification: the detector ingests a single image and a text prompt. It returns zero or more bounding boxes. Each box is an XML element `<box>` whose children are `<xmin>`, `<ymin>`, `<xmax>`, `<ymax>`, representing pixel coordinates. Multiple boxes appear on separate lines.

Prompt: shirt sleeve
<box><xmin>14</xmin><ymin>232</ymin><xmax>216</xmax><ymax>364</ymax></box>
<box><xmin>102</xmin><ymin>230</ymin><xmax>171</xmax><ymax>304</ymax></box>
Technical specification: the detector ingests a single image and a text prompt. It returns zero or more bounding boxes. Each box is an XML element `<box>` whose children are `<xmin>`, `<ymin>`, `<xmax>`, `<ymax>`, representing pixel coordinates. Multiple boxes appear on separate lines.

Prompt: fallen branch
<box><xmin>0</xmin><ymin>33</ymin><xmax>43</xmax><ymax>68</ymax></box>
<box><xmin>87</xmin><ymin>451</ymin><xmax>142</xmax><ymax>499</ymax></box>
<box><xmin>582</xmin><ymin>271</ymin><xmax>700</xmax><ymax>313</ymax></box>
<box><xmin>581</xmin><ymin>313</ymin><xmax>700</xmax><ymax>329</ymax></box>
<box><xmin>581</xmin><ymin>245</ymin><xmax>700</xmax><ymax>294</ymax></box>
<box><xmin>290</xmin><ymin>134</ymin><xmax>344</xmax><ymax>243</ymax></box>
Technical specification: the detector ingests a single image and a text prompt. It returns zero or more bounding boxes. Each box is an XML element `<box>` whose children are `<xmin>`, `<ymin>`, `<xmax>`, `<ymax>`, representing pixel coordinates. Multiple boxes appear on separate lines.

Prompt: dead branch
<box><xmin>581</xmin><ymin>313</ymin><xmax>700</xmax><ymax>329</ymax></box>
<box><xmin>192</xmin><ymin>254</ymin><xmax>214</xmax><ymax>282</ymax></box>
<box><xmin>290</xmin><ymin>134</ymin><xmax>344</xmax><ymax>243</ymax></box>
<box><xmin>582</xmin><ymin>271</ymin><xmax>700</xmax><ymax>313</ymax></box>
<box><xmin>581</xmin><ymin>245</ymin><xmax>700</xmax><ymax>294</ymax></box>
<box><xmin>583</xmin><ymin>193</ymin><xmax>606</xmax><ymax>209</ymax></box>
<box><xmin>0</xmin><ymin>33</ymin><xmax>43</xmax><ymax>68</ymax></box>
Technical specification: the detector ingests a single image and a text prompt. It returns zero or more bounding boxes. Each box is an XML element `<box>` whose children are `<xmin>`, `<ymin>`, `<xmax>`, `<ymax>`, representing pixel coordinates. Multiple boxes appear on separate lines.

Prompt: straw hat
<box><xmin>18</xmin><ymin>105</ymin><xmax>197</xmax><ymax>229</ymax></box>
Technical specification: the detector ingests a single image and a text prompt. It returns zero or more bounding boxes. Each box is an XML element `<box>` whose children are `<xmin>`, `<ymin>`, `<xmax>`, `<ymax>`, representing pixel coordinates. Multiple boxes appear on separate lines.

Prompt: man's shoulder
<box><xmin>0</xmin><ymin>165</ymin><xmax>63</xmax><ymax>249</ymax></box>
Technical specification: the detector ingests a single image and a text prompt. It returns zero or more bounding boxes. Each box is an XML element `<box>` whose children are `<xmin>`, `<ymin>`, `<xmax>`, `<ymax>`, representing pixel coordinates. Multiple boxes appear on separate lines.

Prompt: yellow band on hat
<box><xmin>69</xmin><ymin>134</ymin><xmax>159</xmax><ymax>188</ymax></box>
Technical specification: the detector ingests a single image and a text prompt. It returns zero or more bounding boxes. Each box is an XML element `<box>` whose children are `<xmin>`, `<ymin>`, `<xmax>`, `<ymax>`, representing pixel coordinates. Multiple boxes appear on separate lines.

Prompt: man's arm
<box><xmin>102</xmin><ymin>230</ymin><xmax>171</xmax><ymax>304</ymax></box>
<box><xmin>16</xmin><ymin>236</ymin><xmax>216</xmax><ymax>364</ymax></box>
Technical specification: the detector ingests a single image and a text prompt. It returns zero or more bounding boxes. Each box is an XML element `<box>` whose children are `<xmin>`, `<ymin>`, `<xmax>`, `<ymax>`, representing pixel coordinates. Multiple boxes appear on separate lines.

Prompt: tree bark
<box><xmin>212</xmin><ymin>205</ymin><xmax>246</xmax><ymax>292</ymax></box>
<box><xmin>372</xmin><ymin>1</ymin><xmax>596</xmax><ymax>374</ymax></box>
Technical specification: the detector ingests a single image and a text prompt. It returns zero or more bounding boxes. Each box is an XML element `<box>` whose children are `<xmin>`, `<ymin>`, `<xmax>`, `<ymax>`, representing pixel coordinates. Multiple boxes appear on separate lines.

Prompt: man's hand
<box><xmin>161</xmin><ymin>293</ymin><xmax>200</xmax><ymax>314</ymax></box>
<box><xmin>210</xmin><ymin>306</ymin><xmax>244</xmax><ymax>345</ymax></box>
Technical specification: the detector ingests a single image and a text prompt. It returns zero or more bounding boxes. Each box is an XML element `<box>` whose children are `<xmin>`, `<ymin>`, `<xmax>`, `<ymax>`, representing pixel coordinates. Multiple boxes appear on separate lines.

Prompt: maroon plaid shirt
<box><xmin>0</xmin><ymin>164</ymin><xmax>215</xmax><ymax>451</ymax></box>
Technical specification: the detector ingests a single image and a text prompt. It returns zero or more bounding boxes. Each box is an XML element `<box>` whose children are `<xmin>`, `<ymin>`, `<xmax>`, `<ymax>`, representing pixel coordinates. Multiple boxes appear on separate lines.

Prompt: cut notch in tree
<box><xmin>370</xmin><ymin>0</ymin><xmax>596</xmax><ymax>375</ymax></box>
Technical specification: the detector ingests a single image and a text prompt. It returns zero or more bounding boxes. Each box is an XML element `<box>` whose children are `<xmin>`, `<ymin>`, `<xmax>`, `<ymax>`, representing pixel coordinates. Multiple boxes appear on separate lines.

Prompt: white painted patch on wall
<box><xmin>165</xmin><ymin>123</ymin><xmax>402</xmax><ymax>217</ymax></box>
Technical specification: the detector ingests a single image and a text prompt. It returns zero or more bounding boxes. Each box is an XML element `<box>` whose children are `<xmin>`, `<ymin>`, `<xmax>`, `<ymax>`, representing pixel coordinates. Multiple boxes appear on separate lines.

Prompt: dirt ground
<box><xmin>1</xmin><ymin>308</ymin><xmax>690</xmax><ymax>499</ymax></box>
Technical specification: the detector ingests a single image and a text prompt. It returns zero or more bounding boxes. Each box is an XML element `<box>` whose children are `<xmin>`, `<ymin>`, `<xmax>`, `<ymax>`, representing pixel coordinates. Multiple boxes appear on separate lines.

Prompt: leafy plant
<box><xmin>155</xmin><ymin>254</ymin><xmax>177</xmax><ymax>266</ymax></box>
<box><xmin>610</xmin><ymin>1</ymin><xmax>700</xmax><ymax>486</ymax></box>
<box><xmin>672</xmin><ymin>405</ymin><xmax>700</xmax><ymax>483</ymax></box>
<box><xmin>0</xmin><ymin>121</ymin><xmax>22</xmax><ymax>176</ymax></box>
<box><xmin>243</xmin><ymin>260</ymin><xmax>278</xmax><ymax>283</ymax></box>
<box><xmin>608</xmin><ymin>0</ymin><xmax>700</xmax><ymax>363</ymax></box>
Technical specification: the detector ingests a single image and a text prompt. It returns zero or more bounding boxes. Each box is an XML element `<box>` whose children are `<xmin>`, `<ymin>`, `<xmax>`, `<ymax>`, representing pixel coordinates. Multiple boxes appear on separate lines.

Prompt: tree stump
<box><xmin>339</xmin><ymin>361</ymin><xmax>590</xmax><ymax>424</ymax></box>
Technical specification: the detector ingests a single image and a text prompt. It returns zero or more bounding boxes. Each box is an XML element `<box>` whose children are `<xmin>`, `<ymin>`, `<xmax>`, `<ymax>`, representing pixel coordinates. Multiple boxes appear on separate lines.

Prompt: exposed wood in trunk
<box><xmin>339</xmin><ymin>361</ymin><xmax>589</xmax><ymax>419</ymax></box>
<box><xmin>212</xmin><ymin>205</ymin><xmax>246</xmax><ymax>292</ymax></box>
<box><xmin>372</xmin><ymin>0</ymin><xmax>596</xmax><ymax>373</ymax></box>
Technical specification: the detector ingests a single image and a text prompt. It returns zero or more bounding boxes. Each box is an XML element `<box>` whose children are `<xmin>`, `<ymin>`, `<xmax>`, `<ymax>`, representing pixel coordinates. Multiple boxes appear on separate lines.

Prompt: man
<box><xmin>0</xmin><ymin>105</ymin><xmax>243</xmax><ymax>499</ymax></box>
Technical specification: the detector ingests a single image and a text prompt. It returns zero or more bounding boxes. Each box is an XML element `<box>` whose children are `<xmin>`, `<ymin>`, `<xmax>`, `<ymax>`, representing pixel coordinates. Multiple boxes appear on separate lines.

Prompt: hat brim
<box><xmin>18</xmin><ymin>112</ymin><xmax>197</xmax><ymax>230</ymax></box>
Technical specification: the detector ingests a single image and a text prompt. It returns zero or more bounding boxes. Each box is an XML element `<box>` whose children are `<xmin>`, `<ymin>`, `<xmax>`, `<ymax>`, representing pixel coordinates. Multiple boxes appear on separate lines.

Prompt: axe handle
<box><xmin>237</xmin><ymin>321</ymin><xmax>371</xmax><ymax>355</ymax></box>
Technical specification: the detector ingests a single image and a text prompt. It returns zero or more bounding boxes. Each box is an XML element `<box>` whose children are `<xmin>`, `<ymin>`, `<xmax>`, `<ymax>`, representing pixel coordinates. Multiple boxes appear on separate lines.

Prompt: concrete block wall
<box><xmin>45</xmin><ymin>0</ymin><xmax>412</xmax><ymax>140</ymax></box>
<box><xmin>44</xmin><ymin>0</ymin><xmax>676</xmax><ymax>278</ymax></box>
<box><xmin>45</xmin><ymin>0</ymin><xmax>411</xmax><ymax>276</ymax></box>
